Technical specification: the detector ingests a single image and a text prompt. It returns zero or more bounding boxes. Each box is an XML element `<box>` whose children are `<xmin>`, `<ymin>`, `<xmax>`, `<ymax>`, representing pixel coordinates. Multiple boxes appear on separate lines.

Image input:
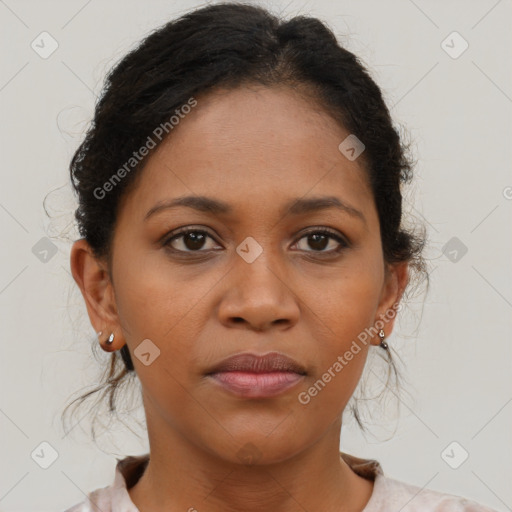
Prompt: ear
<box><xmin>373</xmin><ymin>261</ymin><xmax>409</xmax><ymax>343</ymax></box>
<box><xmin>69</xmin><ymin>238</ymin><xmax>124</xmax><ymax>352</ymax></box>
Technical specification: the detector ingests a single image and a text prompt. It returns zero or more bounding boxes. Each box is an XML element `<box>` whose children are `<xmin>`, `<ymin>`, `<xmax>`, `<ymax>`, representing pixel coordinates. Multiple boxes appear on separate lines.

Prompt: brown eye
<box><xmin>164</xmin><ymin>229</ymin><xmax>220</xmax><ymax>252</ymax></box>
<box><xmin>294</xmin><ymin>229</ymin><xmax>348</xmax><ymax>254</ymax></box>
<box><xmin>305</xmin><ymin>233</ymin><xmax>329</xmax><ymax>251</ymax></box>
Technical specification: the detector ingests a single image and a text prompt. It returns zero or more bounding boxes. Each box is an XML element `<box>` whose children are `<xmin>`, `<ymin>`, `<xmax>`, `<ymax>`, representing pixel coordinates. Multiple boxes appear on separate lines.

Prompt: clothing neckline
<box><xmin>112</xmin><ymin>451</ymin><xmax>384</xmax><ymax>511</ymax></box>
<box><xmin>115</xmin><ymin>451</ymin><xmax>383</xmax><ymax>487</ymax></box>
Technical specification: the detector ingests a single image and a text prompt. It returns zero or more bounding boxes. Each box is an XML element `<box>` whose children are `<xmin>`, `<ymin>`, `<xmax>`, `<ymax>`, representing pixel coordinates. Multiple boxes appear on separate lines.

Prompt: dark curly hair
<box><xmin>61</xmin><ymin>1</ymin><xmax>428</xmax><ymax>440</ymax></box>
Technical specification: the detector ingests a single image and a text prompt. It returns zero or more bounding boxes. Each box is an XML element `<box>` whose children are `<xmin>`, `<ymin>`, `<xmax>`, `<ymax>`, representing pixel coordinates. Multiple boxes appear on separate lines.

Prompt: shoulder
<box><xmin>61</xmin><ymin>453</ymin><xmax>147</xmax><ymax>512</ymax></box>
<box><xmin>62</xmin><ymin>486</ymin><xmax>114</xmax><ymax>512</ymax></box>
<box><xmin>369</xmin><ymin>473</ymin><xmax>499</xmax><ymax>512</ymax></box>
<box><xmin>339</xmin><ymin>451</ymin><xmax>498</xmax><ymax>512</ymax></box>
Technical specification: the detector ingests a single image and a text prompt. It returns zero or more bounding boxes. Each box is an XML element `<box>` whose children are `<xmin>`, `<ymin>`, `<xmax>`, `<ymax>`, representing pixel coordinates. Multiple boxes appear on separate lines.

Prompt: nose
<box><xmin>217</xmin><ymin>253</ymin><xmax>300</xmax><ymax>332</ymax></box>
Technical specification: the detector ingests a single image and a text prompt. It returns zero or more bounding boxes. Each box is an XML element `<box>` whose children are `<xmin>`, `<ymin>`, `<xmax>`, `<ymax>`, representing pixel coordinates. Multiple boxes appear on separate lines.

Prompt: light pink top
<box><xmin>63</xmin><ymin>452</ymin><xmax>499</xmax><ymax>511</ymax></box>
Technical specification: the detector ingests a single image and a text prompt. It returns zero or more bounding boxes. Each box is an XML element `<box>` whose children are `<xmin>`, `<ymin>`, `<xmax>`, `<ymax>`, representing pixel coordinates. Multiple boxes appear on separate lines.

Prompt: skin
<box><xmin>70</xmin><ymin>84</ymin><xmax>409</xmax><ymax>512</ymax></box>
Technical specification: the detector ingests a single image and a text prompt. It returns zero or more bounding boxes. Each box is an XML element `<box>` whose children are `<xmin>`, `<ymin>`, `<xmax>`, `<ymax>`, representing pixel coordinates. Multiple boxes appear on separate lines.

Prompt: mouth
<box><xmin>205</xmin><ymin>352</ymin><xmax>307</xmax><ymax>399</ymax></box>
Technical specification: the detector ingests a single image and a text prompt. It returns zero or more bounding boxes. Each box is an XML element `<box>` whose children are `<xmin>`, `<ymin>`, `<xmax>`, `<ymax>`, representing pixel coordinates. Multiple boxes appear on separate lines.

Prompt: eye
<box><xmin>162</xmin><ymin>228</ymin><xmax>221</xmax><ymax>252</ymax></box>
<box><xmin>293</xmin><ymin>228</ymin><xmax>349</xmax><ymax>254</ymax></box>
<box><xmin>162</xmin><ymin>226</ymin><xmax>349</xmax><ymax>255</ymax></box>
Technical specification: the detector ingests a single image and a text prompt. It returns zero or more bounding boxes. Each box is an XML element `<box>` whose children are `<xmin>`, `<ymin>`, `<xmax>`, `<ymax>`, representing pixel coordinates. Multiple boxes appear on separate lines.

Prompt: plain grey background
<box><xmin>0</xmin><ymin>0</ymin><xmax>511</xmax><ymax>510</ymax></box>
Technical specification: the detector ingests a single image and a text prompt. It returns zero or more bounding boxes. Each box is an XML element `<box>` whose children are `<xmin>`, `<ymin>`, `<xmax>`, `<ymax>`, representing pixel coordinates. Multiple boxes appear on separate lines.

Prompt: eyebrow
<box><xmin>144</xmin><ymin>195</ymin><xmax>366</xmax><ymax>224</ymax></box>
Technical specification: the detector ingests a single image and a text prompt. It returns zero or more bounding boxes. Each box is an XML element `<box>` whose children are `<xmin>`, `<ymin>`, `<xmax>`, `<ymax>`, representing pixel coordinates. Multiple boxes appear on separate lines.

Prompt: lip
<box><xmin>206</xmin><ymin>351</ymin><xmax>307</xmax><ymax>375</ymax></box>
<box><xmin>205</xmin><ymin>352</ymin><xmax>307</xmax><ymax>399</ymax></box>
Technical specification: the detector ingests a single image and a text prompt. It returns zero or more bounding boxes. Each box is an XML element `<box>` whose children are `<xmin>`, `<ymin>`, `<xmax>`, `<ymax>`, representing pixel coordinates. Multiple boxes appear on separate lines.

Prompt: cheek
<box><xmin>114</xmin><ymin>249</ymin><xmax>215</xmax><ymax>342</ymax></box>
<box><xmin>313</xmin><ymin>255</ymin><xmax>384</xmax><ymax>345</ymax></box>
<box><xmin>303</xmin><ymin>254</ymin><xmax>383</xmax><ymax>399</ymax></box>
<box><xmin>111</xmin><ymin>272</ymin><xmax>188</xmax><ymax>389</ymax></box>
<box><xmin>297</xmin><ymin>284</ymin><xmax>376</xmax><ymax>421</ymax></box>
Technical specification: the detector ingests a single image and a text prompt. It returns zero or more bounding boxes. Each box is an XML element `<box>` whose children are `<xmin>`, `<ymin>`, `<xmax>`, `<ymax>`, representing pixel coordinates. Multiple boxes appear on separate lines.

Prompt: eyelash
<box><xmin>161</xmin><ymin>226</ymin><xmax>349</xmax><ymax>257</ymax></box>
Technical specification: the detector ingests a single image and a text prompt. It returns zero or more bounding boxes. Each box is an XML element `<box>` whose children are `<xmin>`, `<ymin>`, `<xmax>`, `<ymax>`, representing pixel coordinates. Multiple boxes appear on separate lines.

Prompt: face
<box><xmin>72</xmin><ymin>85</ymin><xmax>408</xmax><ymax>464</ymax></box>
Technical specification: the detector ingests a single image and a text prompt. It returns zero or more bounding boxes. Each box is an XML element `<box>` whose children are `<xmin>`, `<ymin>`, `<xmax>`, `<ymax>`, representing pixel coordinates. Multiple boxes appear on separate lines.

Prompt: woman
<box><xmin>63</xmin><ymin>3</ymin><xmax>498</xmax><ymax>511</ymax></box>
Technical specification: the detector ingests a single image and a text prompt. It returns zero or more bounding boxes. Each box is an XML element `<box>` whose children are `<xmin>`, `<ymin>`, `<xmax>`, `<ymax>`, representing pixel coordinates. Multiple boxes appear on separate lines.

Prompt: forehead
<box><xmin>118</xmin><ymin>85</ymin><xmax>375</xmax><ymax>225</ymax></box>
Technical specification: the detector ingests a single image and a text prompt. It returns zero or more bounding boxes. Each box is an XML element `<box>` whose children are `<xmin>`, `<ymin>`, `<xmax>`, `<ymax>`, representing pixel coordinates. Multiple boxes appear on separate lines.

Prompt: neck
<box><xmin>128</xmin><ymin>418</ymin><xmax>373</xmax><ymax>512</ymax></box>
